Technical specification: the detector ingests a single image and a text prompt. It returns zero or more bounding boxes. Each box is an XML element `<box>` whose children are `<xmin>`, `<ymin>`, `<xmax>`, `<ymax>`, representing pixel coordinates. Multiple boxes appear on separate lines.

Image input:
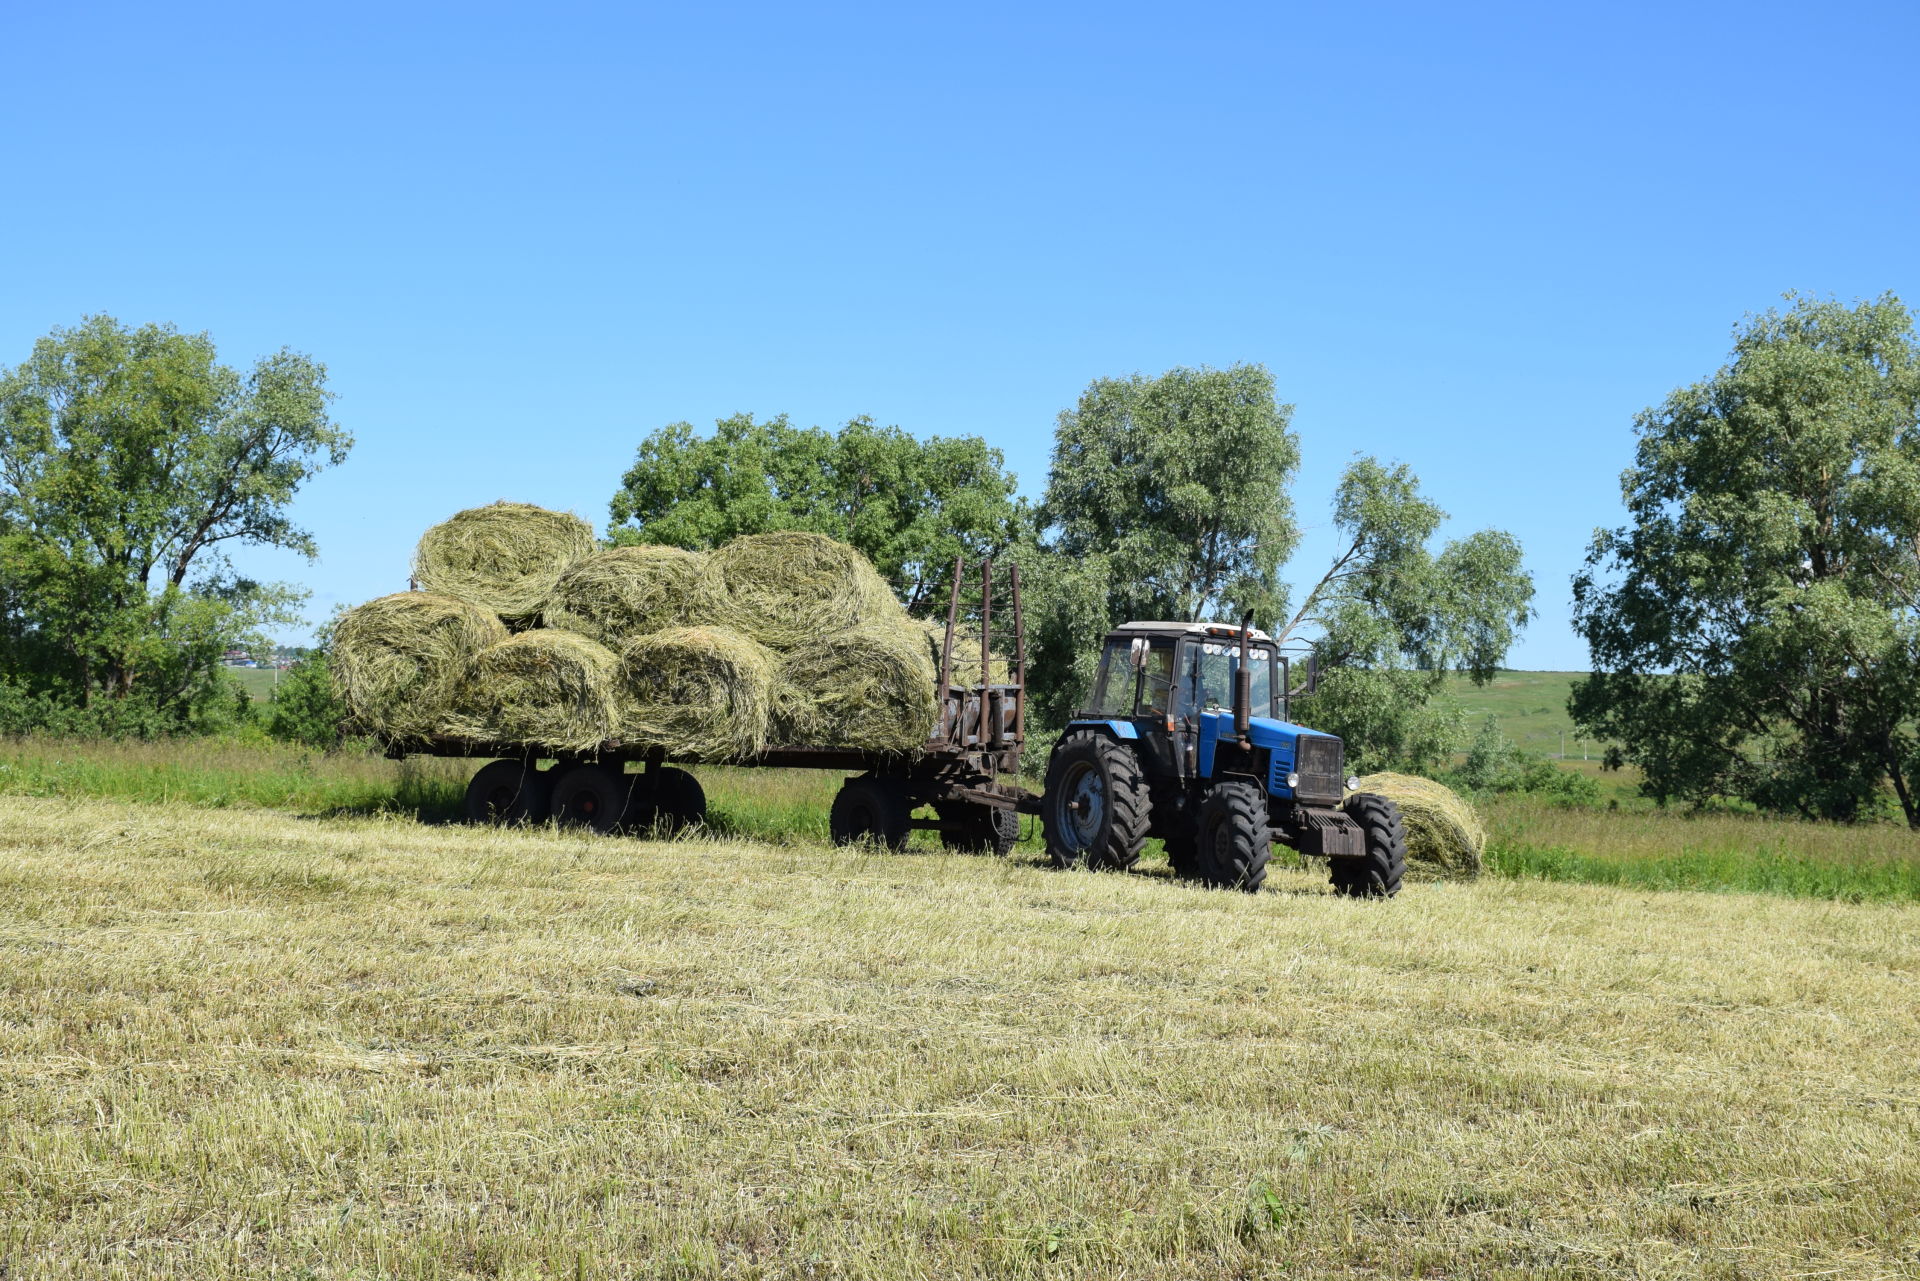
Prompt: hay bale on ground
<box><xmin>771</xmin><ymin>623</ymin><xmax>939</xmax><ymax>752</ymax></box>
<box><xmin>440</xmin><ymin>629</ymin><xmax>624</xmax><ymax>753</ymax></box>
<box><xmin>412</xmin><ymin>501</ymin><xmax>596</xmax><ymax>624</ymax></box>
<box><xmin>707</xmin><ymin>531</ymin><xmax>904</xmax><ymax>650</ymax></box>
<box><xmin>1350</xmin><ymin>772</ymin><xmax>1486</xmax><ymax>877</ymax></box>
<box><xmin>544</xmin><ymin>545</ymin><xmax>715</xmax><ymax>647</ymax></box>
<box><xmin>619</xmin><ymin>626</ymin><xmax>775</xmax><ymax>760</ymax></box>
<box><xmin>331</xmin><ymin>592</ymin><xmax>507</xmax><ymax>740</ymax></box>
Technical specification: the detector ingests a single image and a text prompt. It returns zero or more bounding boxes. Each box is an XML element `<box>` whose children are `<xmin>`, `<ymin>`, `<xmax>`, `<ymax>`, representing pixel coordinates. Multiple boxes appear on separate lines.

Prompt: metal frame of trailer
<box><xmin>388</xmin><ymin>558</ymin><xmax>1041</xmax><ymax>845</ymax></box>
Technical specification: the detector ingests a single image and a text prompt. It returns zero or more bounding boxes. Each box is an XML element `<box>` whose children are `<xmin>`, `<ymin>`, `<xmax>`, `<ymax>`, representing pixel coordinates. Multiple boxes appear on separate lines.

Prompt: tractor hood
<box><xmin>1195</xmin><ymin>710</ymin><xmax>1341</xmax><ymax>782</ymax></box>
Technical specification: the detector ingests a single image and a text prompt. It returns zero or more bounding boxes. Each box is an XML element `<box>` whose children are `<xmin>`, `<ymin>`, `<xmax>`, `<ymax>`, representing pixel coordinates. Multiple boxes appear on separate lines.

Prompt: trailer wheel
<box><xmin>1041</xmin><ymin>732</ymin><xmax>1149</xmax><ymax>871</ymax></box>
<box><xmin>623</xmin><ymin>766</ymin><xmax>707</xmax><ymax>835</ymax></box>
<box><xmin>830</xmin><ymin>776</ymin><xmax>911</xmax><ymax>850</ymax></box>
<box><xmin>1186</xmin><ymin>780</ymin><xmax>1271</xmax><ymax>892</ymax></box>
<box><xmin>464</xmin><ymin>759</ymin><xmax>551</xmax><ymax>826</ymax></box>
<box><xmin>550</xmin><ymin>763</ymin><xmax>631</xmax><ymax>834</ymax></box>
<box><xmin>936</xmin><ymin>802</ymin><xmax>1019</xmax><ymax>856</ymax></box>
<box><xmin>1332</xmin><ymin>793</ymin><xmax>1406</xmax><ymax>898</ymax></box>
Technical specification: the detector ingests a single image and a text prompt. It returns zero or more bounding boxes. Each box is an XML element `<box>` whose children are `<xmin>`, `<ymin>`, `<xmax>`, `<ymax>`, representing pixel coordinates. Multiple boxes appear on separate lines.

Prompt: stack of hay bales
<box><xmin>332</xmin><ymin>503</ymin><xmax>945</xmax><ymax>757</ymax></box>
<box><xmin>1349</xmin><ymin>772</ymin><xmax>1486</xmax><ymax>877</ymax></box>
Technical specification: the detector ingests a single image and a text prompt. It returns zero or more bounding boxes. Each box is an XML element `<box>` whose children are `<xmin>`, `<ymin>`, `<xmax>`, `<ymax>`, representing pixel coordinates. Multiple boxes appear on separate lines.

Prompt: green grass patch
<box><xmin>1488</xmin><ymin>839</ymin><xmax>1920</xmax><ymax>903</ymax></box>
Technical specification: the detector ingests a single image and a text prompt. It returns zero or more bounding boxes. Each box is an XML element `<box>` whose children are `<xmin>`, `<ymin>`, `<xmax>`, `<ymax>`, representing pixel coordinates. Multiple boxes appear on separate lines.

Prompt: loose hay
<box><xmin>1350</xmin><ymin>771</ymin><xmax>1486</xmax><ymax>877</ymax></box>
<box><xmin>619</xmin><ymin>626</ymin><xmax>775</xmax><ymax>760</ymax></box>
<box><xmin>412</xmin><ymin>502</ymin><xmax>596</xmax><ymax>624</ymax></box>
<box><xmin>441</xmin><ymin>630</ymin><xmax>624</xmax><ymax>753</ymax></box>
<box><xmin>331</xmin><ymin>593</ymin><xmax>507</xmax><ymax>740</ymax></box>
<box><xmin>544</xmin><ymin>545</ymin><xmax>715</xmax><ymax>647</ymax></box>
<box><xmin>708</xmin><ymin>531</ymin><xmax>905</xmax><ymax>649</ymax></box>
<box><xmin>772</xmin><ymin>623</ymin><xmax>940</xmax><ymax>752</ymax></box>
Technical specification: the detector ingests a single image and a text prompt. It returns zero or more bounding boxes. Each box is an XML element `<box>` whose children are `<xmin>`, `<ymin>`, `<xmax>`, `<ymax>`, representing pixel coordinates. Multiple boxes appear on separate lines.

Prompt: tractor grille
<box><xmin>1292</xmin><ymin>734</ymin><xmax>1345</xmax><ymax>802</ymax></box>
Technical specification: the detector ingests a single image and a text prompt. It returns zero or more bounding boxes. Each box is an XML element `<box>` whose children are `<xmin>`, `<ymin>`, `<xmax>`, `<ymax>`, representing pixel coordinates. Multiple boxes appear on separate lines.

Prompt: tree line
<box><xmin>6</xmin><ymin>296</ymin><xmax>1918</xmax><ymax>826</ymax></box>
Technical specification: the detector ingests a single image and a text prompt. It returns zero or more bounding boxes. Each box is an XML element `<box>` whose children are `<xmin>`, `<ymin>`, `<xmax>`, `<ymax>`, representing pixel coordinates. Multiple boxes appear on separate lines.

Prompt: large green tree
<box><xmin>607</xmin><ymin>413</ymin><xmax>1029</xmax><ymax>612</ymax></box>
<box><xmin>1026</xmin><ymin>365</ymin><xmax>1533</xmax><ymax>769</ymax></box>
<box><xmin>1572</xmin><ymin>293</ymin><xmax>1920</xmax><ymax>824</ymax></box>
<box><xmin>0</xmin><ymin>316</ymin><xmax>348</xmax><ymax>727</ymax></box>
<box><xmin>1283</xmin><ymin>459</ymin><xmax>1533</xmax><ymax>772</ymax></box>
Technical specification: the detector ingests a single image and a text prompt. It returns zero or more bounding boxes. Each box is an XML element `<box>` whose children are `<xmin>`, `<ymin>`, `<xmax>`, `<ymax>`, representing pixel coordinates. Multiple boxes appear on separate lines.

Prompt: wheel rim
<box><xmin>483</xmin><ymin>783</ymin><xmax>517</xmax><ymax>817</ymax></box>
<box><xmin>1059</xmin><ymin>760</ymin><xmax>1105</xmax><ymax>849</ymax></box>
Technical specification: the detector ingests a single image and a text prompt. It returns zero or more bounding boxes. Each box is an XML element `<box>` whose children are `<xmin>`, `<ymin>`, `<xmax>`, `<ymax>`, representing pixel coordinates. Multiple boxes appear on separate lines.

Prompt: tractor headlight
<box><xmin>1346</xmin><ymin>775</ymin><xmax>1360</xmax><ymax>792</ymax></box>
<box><xmin>1285</xmin><ymin>772</ymin><xmax>1300</xmax><ymax>789</ymax></box>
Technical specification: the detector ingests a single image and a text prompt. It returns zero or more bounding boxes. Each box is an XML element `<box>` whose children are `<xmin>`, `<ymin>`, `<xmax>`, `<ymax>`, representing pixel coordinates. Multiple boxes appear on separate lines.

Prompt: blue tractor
<box><xmin>1040</xmin><ymin>620</ymin><xmax>1407</xmax><ymax>895</ymax></box>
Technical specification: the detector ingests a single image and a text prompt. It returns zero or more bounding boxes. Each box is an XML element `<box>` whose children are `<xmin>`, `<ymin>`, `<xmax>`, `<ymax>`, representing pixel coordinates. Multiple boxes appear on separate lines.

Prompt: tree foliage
<box><xmin>1023</xmin><ymin>366</ymin><xmax>1533</xmax><ymax>771</ymax></box>
<box><xmin>607</xmin><ymin>414</ymin><xmax>1029</xmax><ymax>613</ymax></box>
<box><xmin>1282</xmin><ymin>459</ymin><xmax>1534</xmax><ymax>773</ymax></box>
<box><xmin>1571</xmin><ymin>294</ymin><xmax>1920</xmax><ymax>824</ymax></box>
<box><xmin>0</xmin><ymin>316</ymin><xmax>347</xmax><ymax>731</ymax></box>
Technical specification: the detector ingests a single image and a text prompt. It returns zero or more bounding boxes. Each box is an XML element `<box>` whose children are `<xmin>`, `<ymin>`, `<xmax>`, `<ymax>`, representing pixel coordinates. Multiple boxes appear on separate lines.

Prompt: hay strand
<box><xmin>771</xmin><ymin>622</ymin><xmax>939</xmax><ymax>752</ymax></box>
<box><xmin>914</xmin><ymin>618</ymin><xmax>1013</xmax><ymax>687</ymax></box>
<box><xmin>331</xmin><ymin>592</ymin><xmax>507</xmax><ymax>740</ymax></box>
<box><xmin>412</xmin><ymin>501</ymin><xmax>596</xmax><ymax>623</ymax></box>
<box><xmin>618</xmin><ymin>626</ymin><xmax>775</xmax><ymax>760</ymax></box>
<box><xmin>1350</xmin><ymin>772</ymin><xmax>1486</xmax><ymax>877</ymax></box>
<box><xmin>707</xmin><ymin>531</ymin><xmax>904</xmax><ymax>650</ymax></box>
<box><xmin>543</xmin><ymin>544</ymin><xmax>715</xmax><ymax>647</ymax></box>
<box><xmin>441</xmin><ymin>629</ymin><xmax>624</xmax><ymax>753</ymax></box>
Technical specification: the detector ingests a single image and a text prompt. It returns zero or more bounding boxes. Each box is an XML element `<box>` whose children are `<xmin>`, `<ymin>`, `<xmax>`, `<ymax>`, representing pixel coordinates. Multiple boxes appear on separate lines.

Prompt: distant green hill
<box><xmin>1441</xmin><ymin>670</ymin><xmax>1607</xmax><ymax>762</ymax></box>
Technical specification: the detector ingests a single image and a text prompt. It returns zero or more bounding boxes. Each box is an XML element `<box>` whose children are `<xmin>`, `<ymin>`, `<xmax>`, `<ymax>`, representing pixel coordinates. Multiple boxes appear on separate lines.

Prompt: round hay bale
<box><xmin>544</xmin><ymin>545</ymin><xmax>716</xmax><ymax>647</ymax></box>
<box><xmin>331</xmin><ymin>592</ymin><xmax>507</xmax><ymax>740</ymax></box>
<box><xmin>441</xmin><ymin>629</ymin><xmax>624</xmax><ymax>753</ymax></box>
<box><xmin>1349</xmin><ymin>772</ymin><xmax>1485</xmax><ymax>877</ymax></box>
<box><xmin>771</xmin><ymin>622</ymin><xmax>939</xmax><ymax>752</ymax></box>
<box><xmin>707</xmin><ymin>531</ymin><xmax>904</xmax><ymax>650</ymax></box>
<box><xmin>913</xmin><ymin>617</ymin><xmax>1012</xmax><ymax>687</ymax></box>
<box><xmin>619</xmin><ymin>626</ymin><xmax>775</xmax><ymax>760</ymax></box>
<box><xmin>411</xmin><ymin>501</ymin><xmax>596</xmax><ymax>624</ymax></box>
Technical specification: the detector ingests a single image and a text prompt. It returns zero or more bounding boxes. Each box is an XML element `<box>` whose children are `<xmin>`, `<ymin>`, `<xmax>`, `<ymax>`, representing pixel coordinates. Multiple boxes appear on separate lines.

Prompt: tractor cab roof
<box><xmin>1107</xmin><ymin>621</ymin><xmax>1276</xmax><ymax>645</ymax></box>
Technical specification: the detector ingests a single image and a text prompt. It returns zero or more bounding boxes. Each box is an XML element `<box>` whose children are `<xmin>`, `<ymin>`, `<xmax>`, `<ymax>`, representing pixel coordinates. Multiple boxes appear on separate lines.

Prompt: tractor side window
<box><xmin>1139</xmin><ymin>646</ymin><xmax>1176</xmax><ymax>717</ymax></box>
<box><xmin>1088</xmin><ymin>642</ymin><xmax>1135</xmax><ymax>716</ymax></box>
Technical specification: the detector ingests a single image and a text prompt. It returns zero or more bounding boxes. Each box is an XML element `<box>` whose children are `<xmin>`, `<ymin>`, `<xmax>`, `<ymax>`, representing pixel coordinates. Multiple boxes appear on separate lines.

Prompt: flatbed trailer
<box><xmin>388</xmin><ymin>559</ymin><xmax>1040</xmax><ymax>854</ymax></box>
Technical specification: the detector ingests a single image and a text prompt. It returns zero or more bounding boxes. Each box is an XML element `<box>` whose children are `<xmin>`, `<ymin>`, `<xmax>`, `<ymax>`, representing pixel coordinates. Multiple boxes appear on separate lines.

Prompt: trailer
<box><xmin>388</xmin><ymin>560</ymin><xmax>1036</xmax><ymax>855</ymax></box>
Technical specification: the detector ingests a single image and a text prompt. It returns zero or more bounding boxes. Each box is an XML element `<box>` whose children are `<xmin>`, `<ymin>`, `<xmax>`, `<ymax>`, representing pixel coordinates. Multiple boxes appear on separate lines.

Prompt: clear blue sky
<box><xmin>4</xmin><ymin>0</ymin><xmax>1915</xmax><ymax>669</ymax></box>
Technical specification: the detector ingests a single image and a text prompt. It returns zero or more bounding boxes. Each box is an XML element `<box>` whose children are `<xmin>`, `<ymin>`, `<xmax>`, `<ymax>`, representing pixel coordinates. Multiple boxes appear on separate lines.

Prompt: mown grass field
<box><xmin>4</xmin><ymin>783</ymin><xmax>1919</xmax><ymax>1280</ymax></box>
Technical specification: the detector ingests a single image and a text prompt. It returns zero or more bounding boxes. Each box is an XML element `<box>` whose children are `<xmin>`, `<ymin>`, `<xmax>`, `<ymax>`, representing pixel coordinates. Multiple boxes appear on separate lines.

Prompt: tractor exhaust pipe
<box><xmin>1234</xmin><ymin>614</ymin><xmax>1253</xmax><ymax>742</ymax></box>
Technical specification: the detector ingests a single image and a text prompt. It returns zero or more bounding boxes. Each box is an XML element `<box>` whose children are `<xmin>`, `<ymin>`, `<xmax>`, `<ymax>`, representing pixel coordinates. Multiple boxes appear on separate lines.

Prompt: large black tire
<box><xmin>1041</xmin><ymin>732</ymin><xmax>1149</xmax><ymax>871</ymax></box>
<box><xmin>935</xmin><ymin>802</ymin><xmax>1020</xmax><ymax>856</ymax></box>
<box><xmin>1187</xmin><ymin>780</ymin><xmax>1271</xmax><ymax>892</ymax></box>
<box><xmin>464</xmin><ymin>759</ymin><xmax>551</xmax><ymax>826</ymax></box>
<box><xmin>623</xmin><ymin>766</ymin><xmax>707</xmax><ymax>835</ymax></box>
<box><xmin>1333</xmin><ymin>792</ymin><xmax>1407</xmax><ymax>898</ymax></box>
<box><xmin>829</xmin><ymin>776</ymin><xmax>912</xmax><ymax>851</ymax></box>
<box><xmin>550</xmin><ymin>763</ymin><xmax>632</xmax><ymax>834</ymax></box>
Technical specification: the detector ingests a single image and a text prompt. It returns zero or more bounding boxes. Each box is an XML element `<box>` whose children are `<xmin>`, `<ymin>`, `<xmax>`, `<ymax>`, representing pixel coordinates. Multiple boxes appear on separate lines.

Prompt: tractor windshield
<box><xmin>1178</xmin><ymin>640</ymin><xmax>1276</xmax><ymax>719</ymax></box>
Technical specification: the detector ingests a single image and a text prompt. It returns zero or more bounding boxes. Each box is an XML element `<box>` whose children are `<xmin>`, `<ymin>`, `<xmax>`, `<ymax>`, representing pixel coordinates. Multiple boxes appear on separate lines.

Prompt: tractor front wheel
<box><xmin>1185</xmin><ymin>780</ymin><xmax>1271</xmax><ymax>892</ymax></box>
<box><xmin>1332</xmin><ymin>792</ymin><xmax>1407</xmax><ymax>898</ymax></box>
<box><xmin>1041</xmin><ymin>732</ymin><xmax>1149</xmax><ymax>871</ymax></box>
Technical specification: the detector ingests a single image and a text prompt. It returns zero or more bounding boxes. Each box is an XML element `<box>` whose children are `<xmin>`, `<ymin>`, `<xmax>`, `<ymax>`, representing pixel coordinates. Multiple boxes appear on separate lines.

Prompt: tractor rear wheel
<box><xmin>936</xmin><ymin>801</ymin><xmax>1019</xmax><ymax>856</ymax></box>
<box><xmin>1187</xmin><ymin>780</ymin><xmax>1271</xmax><ymax>892</ymax></box>
<box><xmin>464</xmin><ymin>759</ymin><xmax>551</xmax><ymax>826</ymax></box>
<box><xmin>623</xmin><ymin>766</ymin><xmax>707</xmax><ymax>835</ymax></box>
<box><xmin>550</xmin><ymin>763</ymin><xmax>632</xmax><ymax>834</ymax></box>
<box><xmin>1332</xmin><ymin>792</ymin><xmax>1407</xmax><ymax>898</ymax></box>
<box><xmin>830</xmin><ymin>776</ymin><xmax>912</xmax><ymax>850</ymax></box>
<box><xmin>1041</xmin><ymin>732</ymin><xmax>1149</xmax><ymax>871</ymax></box>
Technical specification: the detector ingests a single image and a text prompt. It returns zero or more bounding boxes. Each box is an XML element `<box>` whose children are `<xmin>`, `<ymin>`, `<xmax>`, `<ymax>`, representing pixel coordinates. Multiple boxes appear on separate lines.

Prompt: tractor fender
<box><xmin>1057</xmin><ymin>718</ymin><xmax>1139</xmax><ymax>746</ymax></box>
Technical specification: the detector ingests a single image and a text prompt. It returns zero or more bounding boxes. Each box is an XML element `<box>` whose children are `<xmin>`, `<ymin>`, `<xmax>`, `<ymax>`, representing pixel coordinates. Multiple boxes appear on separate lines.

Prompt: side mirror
<box><xmin>1129</xmin><ymin>637</ymin><xmax>1149</xmax><ymax>670</ymax></box>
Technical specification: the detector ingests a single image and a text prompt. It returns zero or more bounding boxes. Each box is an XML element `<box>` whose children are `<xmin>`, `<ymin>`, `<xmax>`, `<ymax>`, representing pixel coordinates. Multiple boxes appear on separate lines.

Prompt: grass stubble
<box><xmin>2</xmin><ymin>770</ymin><xmax>1918</xmax><ymax>1277</ymax></box>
